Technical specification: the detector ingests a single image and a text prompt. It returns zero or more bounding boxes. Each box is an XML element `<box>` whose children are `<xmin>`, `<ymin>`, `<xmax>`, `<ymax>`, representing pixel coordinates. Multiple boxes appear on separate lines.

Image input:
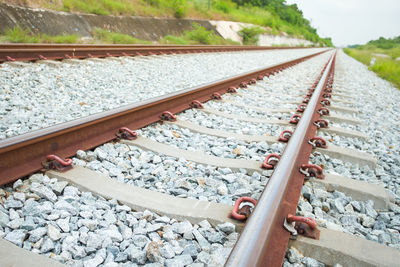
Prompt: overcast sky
<box><xmin>285</xmin><ymin>0</ymin><xmax>400</xmax><ymax>47</ymax></box>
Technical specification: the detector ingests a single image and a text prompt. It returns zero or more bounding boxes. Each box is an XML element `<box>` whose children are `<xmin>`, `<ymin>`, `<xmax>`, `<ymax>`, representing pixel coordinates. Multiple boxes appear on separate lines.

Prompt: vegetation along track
<box><xmin>0</xmin><ymin>47</ymin><xmax>399</xmax><ymax>266</ymax></box>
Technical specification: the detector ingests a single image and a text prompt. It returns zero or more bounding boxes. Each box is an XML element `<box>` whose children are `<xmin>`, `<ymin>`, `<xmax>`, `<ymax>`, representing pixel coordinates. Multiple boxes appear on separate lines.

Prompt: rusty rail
<box><xmin>0</xmin><ymin>49</ymin><xmax>327</xmax><ymax>185</ymax></box>
<box><xmin>0</xmin><ymin>43</ymin><xmax>312</xmax><ymax>62</ymax></box>
<box><xmin>225</xmin><ymin>51</ymin><xmax>336</xmax><ymax>266</ymax></box>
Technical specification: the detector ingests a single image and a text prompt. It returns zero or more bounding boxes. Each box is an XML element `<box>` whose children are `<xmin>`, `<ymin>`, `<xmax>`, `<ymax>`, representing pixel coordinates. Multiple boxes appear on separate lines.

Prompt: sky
<box><xmin>285</xmin><ymin>0</ymin><xmax>400</xmax><ymax>47</ymax></box>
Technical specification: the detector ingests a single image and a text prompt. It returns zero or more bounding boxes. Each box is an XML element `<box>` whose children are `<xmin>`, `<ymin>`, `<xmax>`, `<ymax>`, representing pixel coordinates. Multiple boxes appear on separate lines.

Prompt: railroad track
<box><xmin>0</xmin><ymin>43</ymin><xmax>310</xmax><ymax>63</ymax></box>
<box><xmin>0</xmin><ymin>47</ymin><xmax>399</xmax><ymax>266</ymax></box>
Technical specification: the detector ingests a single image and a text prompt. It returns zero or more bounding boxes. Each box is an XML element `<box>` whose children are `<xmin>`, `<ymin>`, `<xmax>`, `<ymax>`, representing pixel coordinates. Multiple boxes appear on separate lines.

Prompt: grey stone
<box><xmin>160</xmin><ymin>243</ymin><xmax>175</xmax><ymax>259</ymax></box>
<box><xmin>30</xmin><ymin>182</ymin><xmax>57</xmax><ymax>202</ymax></box>
<box><xmin>54</xmin><ymin>200</ymin><xmax>77</xmax><ymax>215</ymax></box>
<box><xmin>50</xmin><ymin>181</ymin><xmax>69</xmax><ymax>195</ymax></box>
<box><xmin>5</xmin><ymin>229</ymin><xmax>27</xmax><ymax>247</ymax></box>
<box><xmin>0</xmin><ymin>210</ymin><xmax>10</xmax><ymax>227</ymax></box>
<box><xmin>128</xmin><ymin>246</ymin><xmax>147</xmax><ymax>264</ymax></box>
<box><xmin>183</xmin><ymin>243</ymin><xmax>199</xmax><ymax>257</ymax></box>
<box><xmin>4</xmin><ymin>199</ymin><xmax>23</xmax><ymax>209</ymax></box>
<box><xmin>13</xmin><ymin>179</ymin><xmax>23</xmax><ymax>189</ymax></box>
<box><xmin>193</xmin><ymin>229</ymin><xmax>210</xmax><ymax>249</ymax></box>
<box><xmin>205</xmin><ymin>231</ymin><xmax>223</xmax><ymax>243</ymax></box>
<box><xmin>84</xmin><ymin>255</ymin><xmax>104</xmax><ymax>267</ymax></box>
<box><xmin>13</xmin><ymin>192</ymin><xmax>26</xmax><ymax>202</ymax></box>
<box><xmin>332</xmin><ymin>199</ymin><xmax>345</xmax><ymax>214</ymax></box>
<box><xmin>133</xmin><ymin>235</ymin><xmax>150</xmax><ymax>248</ymax></box>
<box><xmin>48</xmin><ymin>224</ymin><xmax>62</xmax><ymax>241</ymax></box>
<box><xmin>301</xmin><ymin>256</ymin><xmax>325</xmax><ymax>267</ymax></box>
<box><xmin>28</xmin><ymin>227</ymin><xmax>47</xmax><ymax>242</ymax></box>
<box><xmin>165</xmin><ymin>254</ymin><xmax>193</xmax><ymax>267</ymax></box>
<box><xmin>147</xmin><ymin>223</ymin><xmax>164</xmax><ymax>233</ymax></box>
<box><xmin>21</xmin><ymin>216</ymin><xmax>36</xmax><ymax>231</ymax></box>
<box><xmin>41</xmin><ymin>238</ymin><xmax>55</xmax><ymax>253</ymax></box>
<box><xmin>87</xmin><ymin>233</ymin><xmax>104</xmax><ymax>249</ymax></box>
<box><xmin>57</xmin><ymin>217</ymin><xmax>70</xmax><ymax>232</ymax></box>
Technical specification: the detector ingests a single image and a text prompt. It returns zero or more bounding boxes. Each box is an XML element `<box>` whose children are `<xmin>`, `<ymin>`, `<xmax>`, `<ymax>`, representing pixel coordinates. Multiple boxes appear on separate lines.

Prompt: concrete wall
<box><xmin>210</xmin><ymin>20</ymin><xmax>314</xmax><ymax>46</ymax></box>
<box><xmin>0</xmin><ymin>3</ymin><xmax>217</xmax><ymax>41</ymax></box>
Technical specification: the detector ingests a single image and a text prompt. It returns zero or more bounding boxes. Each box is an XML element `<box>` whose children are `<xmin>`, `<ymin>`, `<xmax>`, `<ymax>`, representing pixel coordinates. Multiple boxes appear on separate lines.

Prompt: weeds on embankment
<box><xmin>344</xmin><ymin>47</ymin><xmax>400</xmax><ymax>89</ymax></box>
<box><xmin>0</xmin><ymin>25</ymin><xmax>238</xmax><ymax>46</ymax></box>
<box><xmin>0</xmin><ymin>0</ymin><xmax>331</xmax><ymax>46</ymax></box>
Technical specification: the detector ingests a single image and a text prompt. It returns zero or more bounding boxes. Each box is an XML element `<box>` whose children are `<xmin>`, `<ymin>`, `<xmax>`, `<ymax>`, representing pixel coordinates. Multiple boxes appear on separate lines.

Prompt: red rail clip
<box><xmin>320</xmin><ymin>99</ymin><xmax>331</xmax><ymax>106</ymax></box>
<box><xmin>285</xmin><ymin>214</ymin><xmax>320</xmax><ymax>239</ymax></box>
<box><xmin>38</xmin><ymin>55</ymin><xmax>47</xmax><ymax>60</ymax></box>
<box><xmin>297</xmin><ymin>104</ymin><xmax>307</xmax><ymax>113</ymax></box>
<box><xmin>211</xmin><ymin>92</ymin><xmax>222</xmax><ymax>100</ymax></box>
<box><xmin>318</xmin><ymin>107</ymin><xmax>330</xmax><ymax>116</ymax></box>
<box><xmin>279</xmin><ymin>130</ymin><xmax>293</xmax><ymax>142</ymax></box>
<box><xmin>289</xmin><ymin>114</ymin><xmax>301</xmax><ymax>124</ymax></box>
<box><xmin>300</xmin><ymin>164</ymin><xmax>325</xmax><ymax>179</ymax></box>
<box><xmin>6</xmin><ymin>56</ymin><xmax>16</xmax><ymax>61</ymax></box>
<box><xmin>308</xmin><ymin>137</ymin><xmax>328</xmax><ymax>149</ymax></box>
<box><xmin>160</xmin><ymin>111</ymin><xmax>177</xmax><ymax>121</ymax></box>
<box><xmin>190</xmin><ymin>100</ymin><xmax>204</xmax><ymax>109</ymax></box>
<box><xmin>323</xmin><ymin>93</ymin><xmax>332</xmax><ymax>98</ymax></box>
<box><xmin>261</xmin><ymin>153</ymin><xmax>280</xmax><ymax>169</ymax></box>
<box><xmin>287</xmin><ymin>214</ymin><xmax>317</xmax><ymax>229</ymax></box>
<box><xmin>117</xmin><ymin>127</ymin><xmax>138</xmax><ymax>140</ymax></box>
<box><xmin>313</xmin><ymin>119</ymin><xmax>329</xmax><ymax>128</ymax></box>
<box><xmin>42</xmin><ymin>154</ymin><xmax>73</xmax><ymax>172</ymax></box>
<box><xmin>64</xmin><ymin>54</ymin><xmax>72</xmax><ymax>59</ymax></box>
<box><xmin>257</xmin><ymin>75</ymin><xmax>264</xmax><ymax>81</ymax></box>
<box><xmin>231</xmin><ymin>197</ymin><xmax>257</xmax><ymax>221</ymax></box>
<box><xmin>227</xmin><ymin>87</ymin><xmax>237</xmax><ymax>93</ymax></box>
<box><xmin>249</xmin><ymin>78</ymin><xmax>257</xmax><ymax>84</ymax></box>
<box><xmin>302</xmin><ymin>97</ymin><xmax>310</xmax><ymax>104</ymax></box>
<box><xmin>239</xmin><ymin>82</ymin><xmax>248</xmax><ymax>88</ymax></box>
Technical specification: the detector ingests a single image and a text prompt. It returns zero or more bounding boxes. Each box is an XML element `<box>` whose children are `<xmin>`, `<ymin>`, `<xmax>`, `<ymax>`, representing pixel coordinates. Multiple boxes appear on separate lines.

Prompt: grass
<box><xmin>0</xmin><ymin>25</ymin><xmax>238</xmax><ymax>46</ymax></box>
<box><xmin>160</xmin><ymin>23</ymin><xmax>239</xmax><ymax>45</ymax></box>
<box><xmin>344</xmin><ymin>47</ymin><xmax>400</xmax><ymax>89</ymax></box>
<box><xmin>1</xmin><ymin>27</ymin><xmax>79</xmax><ymax>43</ymax></box>
<box><xmin>0</xmin><ymin>0</ymin><xmax>331</xmax><ymax>46</ymax></box>
<box><xmin>92</xmin><ymin>28</ymin><xmax>151</xmax><ymax>44</ymax></box>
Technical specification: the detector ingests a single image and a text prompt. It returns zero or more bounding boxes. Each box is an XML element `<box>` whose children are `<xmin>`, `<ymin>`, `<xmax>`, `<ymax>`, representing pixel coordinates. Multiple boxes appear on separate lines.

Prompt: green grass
<box><xmin>238</xmin><ymin>26</ymin><xmax>265</xmax><ymax>45</ymax></box>
<box><xmin>160</xmin><ymin>23</ymin><xmax>239</xmax><ymax>45</ymax></box>
<box><xmin>344</xmin><ymin>47</ymin><xmax>400</xmax><ymax>89</ymax></box>
<box><xmin>1</xmin><ymin>27</ymin><xmax>78</xmax><ymax>43</ymax></box>
<box><xmin>1</xmin><ymin>0</ymin><xmax>331</xmax><ymax>46</ymax></box>
<box><xmin>92</xmin><ymin>28</ymin><xmax>151</xmax><ymax>44</ymax></box>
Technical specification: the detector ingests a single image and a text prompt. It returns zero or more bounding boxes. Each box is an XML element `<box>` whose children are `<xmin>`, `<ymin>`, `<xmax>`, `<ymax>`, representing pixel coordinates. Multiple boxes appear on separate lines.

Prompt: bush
<box><xmin>92</xmin><ymin>28</ymin><xmax>151</xmax><ymax>44</ymax></box>
<box><xmin>238</xmin><ymin>26</ymin><xmax>264</xmax><ymax>45</ymax></box>
<box><xmin>173</xmin><ymin>0</ymin><xmax>187</xmax><ymax>18</ymax></box>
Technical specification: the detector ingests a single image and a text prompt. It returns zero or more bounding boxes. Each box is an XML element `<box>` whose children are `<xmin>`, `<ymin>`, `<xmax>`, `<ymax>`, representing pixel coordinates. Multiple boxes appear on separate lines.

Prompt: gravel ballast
<box><xmin>295</xmin><ymin>50</ymin><xmax>400</xmax><ymax>252</ymax></box>
<box><xmin>1</xmin><ymin>174</ymin><xmax>238</xmax><ymax>266</ymax></box>
<box><xmin>0</xmin><ymin>48</ymin><xmax>325</xmax><ymax>140</ymax></box>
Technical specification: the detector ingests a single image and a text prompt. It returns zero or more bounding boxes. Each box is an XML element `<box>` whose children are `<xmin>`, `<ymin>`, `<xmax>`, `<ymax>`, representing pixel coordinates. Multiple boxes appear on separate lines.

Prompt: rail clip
<box><xmin>261</xmin><ymin>153</ymin><xmax>280</xmax><ymax>169</ymax></box>
<box><xmin>300</xmin><ymin>164</ymin><xmax>325</xmax><ymax>179</ymax></box>
<box><xmin>160</xmin><ymin>111</ymin><xmax>177</xmax><ymax>121</ymax></box>
<box><xmin>42</xmin><ymin>154</ymin><xmax>73</xmax><ymax>172</ymax></box>
<box><xmin>117</xmin><ymin>127</ymin><xmax>137</xmax><ymax>140</ymax></box>
<box><xmin>278</xmin><ymin>130</ymin><xmax>293</xmax><ymax>142</ymax></box>
<box><xmin>289</xmin><ymin>114</ymin><xmax>301</xmax><ymax>124</ymax></box>
<box><xmin>211</xmin><ymin>92</ymin><xmax>222</xmax><ymax>100</ymax></box>
<box><xmin>284</xmin><ymin>214</ymin><xmax>320</xmax><ymax>239</ymax></box>
<box><xmin>314</xmin><ymin>119</ymin><xmax>329</xmax><ymax>128</ymax></box>
<box><xmin>190</xmin><ymin>100</ymin><xmax>204</xmax><ymax>109</ymax></box>
<box><xmin>297</xmin><ymin>104</ymin><xmax>307</xmax><ymax>113</ymax></box>
<box><xmin>308</xmin><ymin>137</ymin><xmax>327</xmax><ymax>149</ymax></box>
<box><xmin>231</xmin><ymin>197</ymin><xmax>257</xmax><ymax>221</ymax></box>
<box><xmin>318</xmin><ymin>107</ymin><xmax>330</xmax><ymax>116</ymax></box>
<box><xmin>227</xmin><ymin>87</ymin><xmax>237</xmax><ymax>93</ymax></box>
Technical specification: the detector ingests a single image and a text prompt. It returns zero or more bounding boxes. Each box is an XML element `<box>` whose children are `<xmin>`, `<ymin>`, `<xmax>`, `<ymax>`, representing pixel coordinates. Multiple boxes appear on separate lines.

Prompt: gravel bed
<box><xmin>284</xmin><ymin>247</ymin><xmax>329</xmax><ymax>267</ymax></box>
<box><xmin>310</xmin><ymin>50</ymin><xmax>400</xmax><ymax>200</ymax></box>
<box><xmin>223</xmin><ymin>93</ymin><xmax>298</xmax><ymax>109</ymax></box>
<box><xmin>294</xmin><ymin>50</ymin><xmax>400</xmax><ymax>251</ymax></box>
<box><xmin>179</xmin><ymin>109</ymin><xmax>294</xmax><ymax>137</ymax></box>
<box><xmin>298</xmin><ymin>181</ymin><xmax>400</xmax><ymax>249</ymax></box>
<box><xmin>0</xmin><ymin>48</ymin><xmax>326</xmax><ymax>140</ymax></box>
<box><xmin>0</xmin><ymin>174</ymin><xmax>239</xmax><ymax>266</ymax></box>
<box><xmin>204</xmin><ymin>101</ymin><xmax>293</xmax><ymax>121</ymax></box>
<box><xmin>140</xmin><ymin>123</ymin><xmax>285</xmax><ymax>161</ymax></box>
<box><xmin>73</xmin><ymin>142</ymin><xmax>270</xmax><ymax>206</ymax></box>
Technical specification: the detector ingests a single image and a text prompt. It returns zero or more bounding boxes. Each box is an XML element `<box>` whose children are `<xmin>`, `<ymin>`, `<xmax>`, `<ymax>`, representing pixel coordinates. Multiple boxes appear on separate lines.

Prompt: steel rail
<box><xmin>225</xmin><ymin>51</ymin><xmax>336</xmax><ymax>266</ymax></box>
<box><xmin>0</xmin><ymin>50</ymin><xmax>327</xmax><ymax>185</ymax></box>
<box><xmin>0</xmin><ymin>44</ymin><xmax>312</xmax><ymax>62</ymax></box>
